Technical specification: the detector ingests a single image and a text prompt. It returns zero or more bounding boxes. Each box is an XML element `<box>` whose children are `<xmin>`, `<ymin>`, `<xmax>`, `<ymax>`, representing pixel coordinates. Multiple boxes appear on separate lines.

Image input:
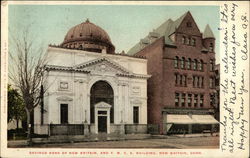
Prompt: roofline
<box><xmin>47</xmin><ymin>45</ymin><xmax>147</xmax><ymax>60</ymax></box>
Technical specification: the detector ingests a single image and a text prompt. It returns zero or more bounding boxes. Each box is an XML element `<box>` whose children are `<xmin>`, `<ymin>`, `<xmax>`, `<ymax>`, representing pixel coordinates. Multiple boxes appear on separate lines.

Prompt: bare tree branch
<box><xmin>9</xmin><ymin>28</ymin><xmax>48</xmax><ymax>145</ymax></box>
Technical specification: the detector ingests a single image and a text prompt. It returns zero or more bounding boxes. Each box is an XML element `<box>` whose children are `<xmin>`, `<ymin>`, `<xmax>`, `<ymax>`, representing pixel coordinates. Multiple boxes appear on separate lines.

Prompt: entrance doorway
<box><xmin>90</xmin><ymin>81</ymin><xmax>114</xmax><ymax>124</ymax></box>
<box><xmin>94</xmin><ymin>102</ymin><xmax>111</xmax><ymax>134</ymax></box>
<box><xmin>98</xmin><ymin>116</ymin><xmax>107</xmax><ymax>133</ymax></box>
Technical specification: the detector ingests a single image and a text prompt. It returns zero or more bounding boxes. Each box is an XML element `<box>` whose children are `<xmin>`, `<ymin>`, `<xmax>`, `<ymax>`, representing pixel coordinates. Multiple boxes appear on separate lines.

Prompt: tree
<box><xmin>9</xmin><ymin>29</ymin><xmax>47</xmax><ymax>145</ymax></box>
<box><xmin>7</xmin><ymin>84</ymin><xmax>25</xmax><ymax>129</ymax></box>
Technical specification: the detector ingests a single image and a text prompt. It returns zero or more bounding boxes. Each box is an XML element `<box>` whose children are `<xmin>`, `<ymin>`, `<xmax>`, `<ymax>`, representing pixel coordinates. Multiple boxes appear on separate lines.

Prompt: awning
<box><xmin>166</xmin><ymin>115</ymin><xmax>195</xmax><ymax>124</ymax></box>
<box><xmin>192</xmin><ymin>115</ymin><xmax>219</xmax><ymax>124</ymax></box>
<box><xmin>165</xmin><ymin>114</ymin><xmax>219</xmax><ymax>124</ymax></box>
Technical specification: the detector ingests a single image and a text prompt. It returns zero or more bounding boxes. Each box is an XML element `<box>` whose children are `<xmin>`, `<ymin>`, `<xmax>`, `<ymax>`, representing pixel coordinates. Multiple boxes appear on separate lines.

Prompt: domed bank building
<box><xmin>34</xmin><ymin>19</ymin><xmax>150</xmax><ymax>136</ymax></box>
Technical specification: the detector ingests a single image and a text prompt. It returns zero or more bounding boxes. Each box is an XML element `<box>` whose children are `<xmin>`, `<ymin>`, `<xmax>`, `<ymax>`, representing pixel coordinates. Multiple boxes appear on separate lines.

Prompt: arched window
<box><xmin>200</xmin><ymin>94</ymin><xmax>204</xmax><ymax>107</ymax></box>
<box><xmin>180</xmin><ymin>57</ymin><xmax>185</xmax><ymax>69</ymax></box>
<box><xmin>210</xmin><ymin>59</ymin><xmax>214</xmax><ymax>71</ymax></box>
<box><xmin>79</xmin><ymin>45</ymin><xmax>83</xmax><ymax>50</ymax></box>
<box><xmin>193</xmin><ymin>59</ymin><xmax>198</xmax><ymax>70</ymax></box>
<box><xmin>199</xmin><ymin>60</ymin><xmax>203</xmax><ymax>71</ymax></box>
<box><xmin>182</xmin><ymin>36</ymin><xmax>186</xmax><ymax>44</ymax></box>
<box><xmin>174</xmin><ymin>56</ymin><xmax>179</xmax><ymax>68</ymax></box>
<box><xmin>209</xmin><ymin>43</ymin><xmax>213</xmax><ymax>51</ymax></box>
<box><xmin>187</xmin><ymin>58</ymin><xmax>191</xmax><ymax>69</ymax></box>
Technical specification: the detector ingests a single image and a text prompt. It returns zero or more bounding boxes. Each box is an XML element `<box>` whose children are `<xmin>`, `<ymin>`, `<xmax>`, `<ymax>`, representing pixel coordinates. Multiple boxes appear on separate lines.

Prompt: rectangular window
<box><xmin>193</xmin><ymin>60</ymin><xmax>197</xmax><ymax>70</ymax></box>
<box><xmin>210</xmin><ymin>59</ymin><xmax>214</xmax><ymax>71</ymax></box>
<box><xmin>197</xmin><ymin>77</ymin><xmax>200</xmax><ymax>88</ymax></box>
<box><xmin>60</xmin><ymin>104</ymin><xmax>68</xmax><ymax>124</ymax></box>
<box><xmin>181</xmin><ymin>58</ymin><xmax>185</xmax><ymax>69</ymax></box>
<box><xmin>133</xmin><ymin>107</ymin><xmax>139</xmax><ymax>124</ymax></box>
<box><xmin>174</xmin><ymin>57</ymin><xmax>178</xmax><ymax>68</ymax></box>
<box><xmin>175</xmin><ymin>93</ymin><xmax>179</xmax><ymax>107</ymax></box>
<box><xmin>210</xmin><ymin>77</ymin><xmax>213</xmax><ymax>88</ymax></box>
<box><xmin>210</xmin><ymin>94</ymin><xmax>214</xmax><ymax>106</ymax></box>
<box><xmin>187</xmin><ymin>59</ymin><xmax>191</xmax><ymax>69</ymax></box>
<box><xmin>98</xmin><ymin>111</ymin><xmax>107</xmax><ymax>115</ymax></box>
<box><xmin>183</xmin><ymin>75</ymin><xmax>187</xmax><ymax>86</ymax></box>
<box><xmin>201</xmin><ymin>77</ymin><xmax>204</xmax><ymax>88</ymax></box>
<box><xmin>188</xmin><ymin>94</ymin><xmax>192</xmax><ymax>107</ymax></box>
<box><xmin>200</xmin><ymin>94</ymin><xmax>204</xmax><ymax>107</ymax></box>
<box><xmin>180</xmin><ymin>75</ymin><xmax>182</xmax><ymax>86</ymax></box>
<box><xmin>194</xmin><ymin>94</ymin><xmax>198</xmax><ymax>107</ymax></box>
<box><xmin>193</xmin><ymin>76</ymin><xmax>197</xmax><ymax>87</ymax></box>
<box><xmin>193</xmin><ymin>76</ymin><xmax>195</xmax><ymax>87</ymax></box>
<box><xmin>181</xmin><ymin>93</ymin><xmax>185</xmax><ymax>107</ymax></box>
<box><xmin>175</xmin><ymin>74</ymin><xmax>178</xmax><ymax>85</ymax></box>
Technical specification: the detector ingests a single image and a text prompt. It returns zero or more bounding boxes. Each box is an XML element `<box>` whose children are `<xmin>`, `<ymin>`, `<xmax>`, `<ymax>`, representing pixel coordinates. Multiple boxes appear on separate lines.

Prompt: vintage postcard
<box><xmin>1</xmin><ymin>1</ymin><xmax>249</xmax><ymax>158</ymax></box>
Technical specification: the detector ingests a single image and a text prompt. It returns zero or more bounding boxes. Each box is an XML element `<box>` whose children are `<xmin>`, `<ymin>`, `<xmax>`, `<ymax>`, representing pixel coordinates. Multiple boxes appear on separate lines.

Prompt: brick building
<box><xmin>128</xmin><ymin>11</ymin><xmax>219</xmax><ymax>134</ymax></box>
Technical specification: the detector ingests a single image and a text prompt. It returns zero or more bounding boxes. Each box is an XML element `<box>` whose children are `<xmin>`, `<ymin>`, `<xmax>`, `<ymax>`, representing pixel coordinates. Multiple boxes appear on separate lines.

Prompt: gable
<box><xmin>74</xmin><ymin>57</ymin><xmax>131</xmax><ymax>75</ymax></box>
<box><xmin>175</xmin><ymin>12</ymin><xmax>201</xmax><ymax>36</ymax></box>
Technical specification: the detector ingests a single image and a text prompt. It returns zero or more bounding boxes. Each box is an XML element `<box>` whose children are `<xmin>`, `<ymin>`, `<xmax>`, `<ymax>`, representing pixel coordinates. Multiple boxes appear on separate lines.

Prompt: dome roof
<box><xmin>61</xmin><ymin>19</ymin><xmax>115</xmax><ymax>54</ymax></box>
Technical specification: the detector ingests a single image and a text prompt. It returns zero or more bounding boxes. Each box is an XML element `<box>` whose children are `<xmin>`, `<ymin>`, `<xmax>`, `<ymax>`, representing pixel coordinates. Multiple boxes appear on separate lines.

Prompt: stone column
<box><xmin>94</xmin><ymin>108</ymin><xmax>98</xmax><ymax>134</ymax></box>
<box><xmin>188</xmin><ymin>124</ymin><xmax>192</xmax><ymax>134</ymax></box>
<box><xmin>107</xmin><ymin>108</ymin><xmax>110</xmax><ymax>134</ymax></box>
<box><xmin>124</xmin><ymin>84</ymin><xmax>129</xmax><ymax>123</ymax></box>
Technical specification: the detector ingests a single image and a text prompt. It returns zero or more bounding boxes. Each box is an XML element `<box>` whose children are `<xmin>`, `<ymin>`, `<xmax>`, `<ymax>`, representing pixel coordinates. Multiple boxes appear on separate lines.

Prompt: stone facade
<box><xmin>34</xmin><ymin>20</ymin><xmax>150</xmax><ymax>136</ymax></box>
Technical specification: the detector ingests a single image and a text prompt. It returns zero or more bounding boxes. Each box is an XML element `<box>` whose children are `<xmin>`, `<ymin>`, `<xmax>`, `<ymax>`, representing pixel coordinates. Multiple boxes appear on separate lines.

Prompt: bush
<box><xmin>8</xmin><ymin>129</ymin><xmax>27</xmax><ymax>140</ymax></box>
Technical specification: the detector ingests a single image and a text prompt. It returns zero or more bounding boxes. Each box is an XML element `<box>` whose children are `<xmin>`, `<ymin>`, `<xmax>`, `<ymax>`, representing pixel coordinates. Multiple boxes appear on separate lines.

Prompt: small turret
<box><xmin>202</xmin><ymin>24</ymin><xmax>215</xmax><ymax>52</ymax></box>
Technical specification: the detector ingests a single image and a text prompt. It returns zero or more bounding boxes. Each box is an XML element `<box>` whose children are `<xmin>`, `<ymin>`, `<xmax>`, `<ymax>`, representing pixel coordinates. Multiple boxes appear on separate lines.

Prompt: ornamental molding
<box><xmin>56</xmin><ymin>96</ymin><xmax>73</xmax><ymax>101</ymax></box>
<box><xmin>130</xmin><ymin>99</ymin><xmax>142</xmax><ymax>105</ymax></box>
<box><xmin>44</xmin><ymin>57</ymin><xmax>151</xmax><ymax>79</ymax></box>
<box><xmin>94</xmin><ymin>101</ymin><xmax>112</xmax><ymax>108</ymax></box>
<box><xmin>74</xmin><ymin>57</ymin><xmax>131</xmax><ymax>74</ymax></box>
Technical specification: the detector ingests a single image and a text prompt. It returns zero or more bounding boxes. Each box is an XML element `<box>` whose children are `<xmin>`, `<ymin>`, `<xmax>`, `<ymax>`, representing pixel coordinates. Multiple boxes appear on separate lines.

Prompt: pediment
<box><xmin>74</xmin><ymin>57</ymin><xmax>131</xmax><ymax>75</ymax></box>
<box><xmin>94</xmin><ymin>101</ymin><xmax>112</xmax><ymax>108</ymax></box>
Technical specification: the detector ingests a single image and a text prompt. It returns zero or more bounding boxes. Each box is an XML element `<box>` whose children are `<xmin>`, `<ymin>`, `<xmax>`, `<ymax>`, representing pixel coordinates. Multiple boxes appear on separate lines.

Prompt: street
<box><xmin>9</xmin><ymin>136</ymin><xmax>219</xmax><ymax>149</ymax></box>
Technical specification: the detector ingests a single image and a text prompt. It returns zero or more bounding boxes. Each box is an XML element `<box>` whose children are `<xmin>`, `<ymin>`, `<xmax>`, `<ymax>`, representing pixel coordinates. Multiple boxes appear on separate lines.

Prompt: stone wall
<box><xmin>125</xmin><ymin>124</ymin><xmax>147</xmax><ymax>134</ymax></box>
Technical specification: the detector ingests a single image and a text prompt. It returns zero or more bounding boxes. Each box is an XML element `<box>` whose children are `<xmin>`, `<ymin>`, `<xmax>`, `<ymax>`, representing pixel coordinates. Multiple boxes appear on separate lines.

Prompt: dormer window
<box><xmin>182</xmin><ymin>36</ymin><xmax>186</xmax><ymax>44</ymax></box>
<box><xmin>187</xmin><ymin>22</ymin><xmax>192</xmax><ymax>27</ymax></box>
<box><xmin>191</xmin><ymin>38</ymin><xmax>196</xmax><ymax>46</ymax></box>
<box><xmin>186</xmin><ymin>38</ymin><xmax>190</xmax><ymax>45</ymax></box>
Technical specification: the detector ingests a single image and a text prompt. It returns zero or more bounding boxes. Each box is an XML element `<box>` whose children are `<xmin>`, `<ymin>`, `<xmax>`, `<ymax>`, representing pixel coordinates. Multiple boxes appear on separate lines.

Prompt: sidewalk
<box><xmin>151</xmin><ymin>132</ymin><xmax>219</xmax><ymax>139</ymax></box>
<box><xmin>8</xmin><ymin>140</ymin><xmax>27</xmax><ymax>147</ymax></box>
<box><xmin>8</xmin><ymin>133</ymin><xmax>219</xmax><ymax>148</ymax></box>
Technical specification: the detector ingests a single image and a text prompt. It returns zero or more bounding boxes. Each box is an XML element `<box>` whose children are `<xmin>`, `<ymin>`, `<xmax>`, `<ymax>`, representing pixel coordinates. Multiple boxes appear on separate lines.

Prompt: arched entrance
<box><xmin>90</xmin><ymin>81</ymin><xmax>114</xmax><ymax>133</ymax></box>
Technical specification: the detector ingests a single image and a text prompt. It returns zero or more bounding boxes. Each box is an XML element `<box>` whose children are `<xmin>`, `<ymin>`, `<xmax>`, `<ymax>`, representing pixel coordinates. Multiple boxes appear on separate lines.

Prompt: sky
<box><xmin>8</xmin><ymin>5</ymin><xmax>220</xmax><ymax>62</ymax></box>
